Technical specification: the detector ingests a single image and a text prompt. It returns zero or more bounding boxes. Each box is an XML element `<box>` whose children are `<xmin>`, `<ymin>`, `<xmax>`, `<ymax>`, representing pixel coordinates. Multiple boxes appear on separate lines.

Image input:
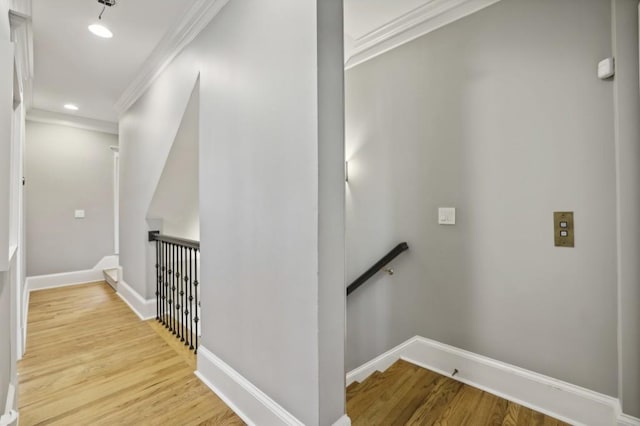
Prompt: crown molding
<box><xmin>345</xmin><ymin>0</ymin><xmax>503</xmax><ymax>69</ymax></box>
<box><xmin>114</xmin><ymin>0</ymin><xmax>229</xmax><ymax>116</ymax></box>
<box><xmin>26</xmin><ymin>109</ymin><xmax>119</xmax><ymax>135</ymax></box>
<box><xmin>9</xmin><ymin>7</ymin><xmax>34</xmax><ymax>108</ymax></box>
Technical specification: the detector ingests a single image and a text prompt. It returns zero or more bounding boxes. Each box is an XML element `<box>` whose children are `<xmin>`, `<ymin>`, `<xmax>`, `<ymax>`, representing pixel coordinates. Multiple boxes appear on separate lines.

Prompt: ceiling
<box><xmin>31</xmin><ymin>0</ymin><xmax>197</xmax><ymax>123</ymax></box>
<box><xmin>29</xmin><ymin>0</ymin><xmax>435</xmax><ymax>125</ymax></box>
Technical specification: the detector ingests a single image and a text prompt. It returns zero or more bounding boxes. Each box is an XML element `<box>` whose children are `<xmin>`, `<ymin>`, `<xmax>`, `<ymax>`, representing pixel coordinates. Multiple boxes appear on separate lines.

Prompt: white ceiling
<box><xmin>344</xmin><ymin>0</ymin><xmax>431</xmax><ymax>41</ymax></box>
<box><xmin>29</xmin><ymin>0</ymin><xmax>434</xmax><ymax>124</ymax></box>
<box><xmin>31</xmin><ymin>0</ymin><xmax>197</xmax><ymax>123</ymax></box>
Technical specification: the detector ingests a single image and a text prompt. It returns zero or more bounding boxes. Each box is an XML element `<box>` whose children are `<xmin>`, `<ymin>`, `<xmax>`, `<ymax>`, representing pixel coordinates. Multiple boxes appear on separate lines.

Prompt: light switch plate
<box><xmin>75</xmin><ymin>209</ymin><xmax>85</xmax><ymax>219</ymax></box>
<box><xmin>554</xmin><ymin>211</ymin><xmax>574</xmax><ymax>247</ymax></box>
<box><xmin>438</xmin><ymin>207</ymin><xmax>456</xmax><ymax>225</ymax></box>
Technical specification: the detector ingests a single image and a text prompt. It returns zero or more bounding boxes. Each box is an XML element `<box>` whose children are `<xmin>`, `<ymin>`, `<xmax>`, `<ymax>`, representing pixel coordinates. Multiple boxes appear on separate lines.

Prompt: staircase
<box><xmin>346</xmin><ymin>360</ymin><xmax>568</xmax><ymax>425</ymax></box>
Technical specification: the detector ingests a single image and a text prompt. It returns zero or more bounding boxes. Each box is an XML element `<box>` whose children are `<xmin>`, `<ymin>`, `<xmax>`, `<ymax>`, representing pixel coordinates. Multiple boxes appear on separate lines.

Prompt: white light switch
<box><xmin>438</xmin><ymin>207</ymin><xmax>456</xmax><ymax>225</ymax></box>
<box><xmin>75</xmin><ymin>209</ymin><xmax>85</xmax><ymax>219</ymax></box>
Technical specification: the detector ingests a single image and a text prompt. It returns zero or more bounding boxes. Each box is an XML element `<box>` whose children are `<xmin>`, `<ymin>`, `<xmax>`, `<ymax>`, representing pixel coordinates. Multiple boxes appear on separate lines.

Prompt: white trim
<box><xmin>618</xmin><ymin>413</ymin><xmax>640</xmax><ymax>426</ymax></box>
<box><xmin>113</xmin><ymin>152</ymin><xmax>119</xmax><ymax>255</ymax></box>
<box><xmin>21</xmin><ymin>283</ymin><xmax>28</xmax><ymax>353</ymax></box>
<box><xmin>114</xmin><ymin>0</ymin><xmax>229</xmax><ymax>115</ymax></box>
<box><xmin>345</xmin><ymin>0</ymin><xmax>502</xmax><ymax>69</ymax></box>
<box><xmin>26</xmin><ymin>269</ymin><xmax>104</xmax><ymax>292</ymax></box>
<box><xmin>347</xmin><ymin>336</ymin><xmax>626</xmax><ymax>425</ymax></box>
<box><xmin>332</xmin><ymin>414</ymin><xmax>351</xmax><ymax>426</ymax></box>
<box><xmin>26</xmin><ymin>108</ymin><xmax>118</xmax><ymax>135</ymax></box>
<box><xmin>195</xmin><ymin>345</ymin><xmax>305</xmax><ymax>426</ymax></box>
<box><xmin>0</xmin><ymin>383</ymin><xmax>18</xmax><ymax>426</ymax></box>
<box><xmin>116</xmin><ymin>279</ymin><xmax>155</xmax><ymax>320</ymax></box>
<box><xmin>8</xmin><ymin>9</ymin><xmax>33</xmax><ymax>83</ymax></box>
<box><xmin>92</xmin><ymin>255</ymin><xmax>119</xmax><ymax>271</ymax></box>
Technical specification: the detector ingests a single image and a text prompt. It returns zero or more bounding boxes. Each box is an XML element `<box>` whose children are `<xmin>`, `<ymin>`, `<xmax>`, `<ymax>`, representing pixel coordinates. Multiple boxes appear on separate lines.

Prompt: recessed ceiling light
<box><xmin>88</xmin><ymin>24</ymin><xmax>113</xmax><ymax>38</ymax></box>
<box><xmin>64</xmin><ymin>104</ymin><xmax>79</xmax><ymax>111</ymax></box>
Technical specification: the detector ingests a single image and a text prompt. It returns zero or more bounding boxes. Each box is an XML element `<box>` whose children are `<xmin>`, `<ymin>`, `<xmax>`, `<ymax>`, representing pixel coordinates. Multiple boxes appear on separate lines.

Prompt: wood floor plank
<box><xmin>18</xmin><ymin>281</ymin><xmax>243</xmax><ymax>426</ymax></box>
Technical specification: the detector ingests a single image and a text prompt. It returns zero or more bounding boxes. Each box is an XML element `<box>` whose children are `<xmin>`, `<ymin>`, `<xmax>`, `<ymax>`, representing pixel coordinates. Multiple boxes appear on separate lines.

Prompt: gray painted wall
<box><xmin>119</xmin><ymin>1</ymin><xmax>345</xmax><ymax>424</ymax></box>
<box><xmin>345</xmin><ymin>0</ymin><xmax>618</xmax><ymax>398</ymax></box>
<box><xmin>25</xmin><ymin>122</ymin><xmax>117</xmax><ymax>276</ymax></box>
<box><xmin>613</xmin><ymin>0</ymin><xmax>640</xmax><ymax>417</ymax></box>
<box><xmin>147</xmin><ymin>81</ymin><xmax>199</xmax><ymax>241</ymax></box>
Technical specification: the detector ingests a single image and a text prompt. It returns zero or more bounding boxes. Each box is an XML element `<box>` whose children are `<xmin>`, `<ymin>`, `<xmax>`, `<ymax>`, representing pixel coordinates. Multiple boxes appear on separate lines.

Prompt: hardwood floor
<box><xmin>19</xmin><ymin>281</ymin><xmax>568</xmax><ymax>425</ymax></box>
<box><xmin>18</xmin><ymin>282</ymin><xmax>243</xmax><ymax>426</ymax></box>
<box><xmin>347</xmin><ymin>360</ymin><xmax>569</xmax><ymax>425</ymax></box>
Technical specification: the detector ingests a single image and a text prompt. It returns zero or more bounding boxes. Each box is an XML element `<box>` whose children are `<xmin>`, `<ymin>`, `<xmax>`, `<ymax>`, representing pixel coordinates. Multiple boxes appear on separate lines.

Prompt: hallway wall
<box><xmin>25</xmin><ymin>122</ymin><xmax>117</xmax><ymax>276</ymax></box>
<box><xmin>345</xmin><ymin>0</ymin><xmax>618</xmax><ymax>398</ymax></box>
<box><xmin>119</xmin><ymin>1</ymin><xmax>346</xmax><ymax>424</ymax></box>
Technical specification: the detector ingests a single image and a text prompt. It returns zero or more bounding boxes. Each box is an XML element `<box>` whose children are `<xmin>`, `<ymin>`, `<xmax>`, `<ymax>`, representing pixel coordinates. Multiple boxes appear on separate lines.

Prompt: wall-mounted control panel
<box><xmin>554</xmin><ymin>211</ymin><xmax>574</xmax><ymax>247</ymax></box>
<box><xmin>75</xmin><ymin>209</ymin><xmax>85</xmax><ymax>219</ymax></box>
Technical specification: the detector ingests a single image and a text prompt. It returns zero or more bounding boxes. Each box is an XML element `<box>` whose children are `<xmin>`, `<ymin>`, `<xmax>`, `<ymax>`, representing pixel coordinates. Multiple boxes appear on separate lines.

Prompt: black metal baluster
<box><xmin>184</xmin><ymin>246</ymin><xmax>189</xmax><ymax>343</ymax></box>
<box><xmin>176</xmin><ymin>245</ymin><xmax>182</xmax><ymax>341</ymax></box>
<box><xmin>180</xmin><ymin>246</ymin><xmax>185</xmax><ymax>342</ymax></box>
<box><xmin>189</xmin><ymin>247</ymin><xmax>194</xmax><ymax>351</ymax></box>
<box><xmin>168</xmin><ymin>242</ymin><xmax>172</xmax><ymax>328</ymax></box>
<box><xmin>161</xmin><ymin>241</ymin><xmax>167</xmax><ymax>326</ymax></box>
<box><xmin>183</xmin><ymin>248</ymin><xmax>190</xmax><ymax>347</ymax></box>
<box><xmin>155</xmin><ymin>240</ymin><xmax>160</xmax><ymax>321</ymax></box>
<box><xmin>194</xmin><ymin>248</ymin><xmax>199</xmax><ymax>353</ymax></box>
<box><xmin>171</xmin><ymin>244</ymin><xmax>178</xmax><ymax>336</ymax></box>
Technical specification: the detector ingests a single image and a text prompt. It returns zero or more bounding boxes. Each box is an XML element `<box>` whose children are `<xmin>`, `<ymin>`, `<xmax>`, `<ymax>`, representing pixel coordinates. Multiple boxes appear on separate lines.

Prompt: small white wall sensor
<box><xmin>597</xmin><ymin>58</ymin><xmax>615</xmax><ymax>80</ymax></box>
<box><xmin>438</xmin><ymin>207</ymin><xmax>456</xmax><ymax>225</ymax></box>
<box><xmin>75</xmin><ymin>209</ymin><xmax>85</xmax><ymax>219</ymax></box>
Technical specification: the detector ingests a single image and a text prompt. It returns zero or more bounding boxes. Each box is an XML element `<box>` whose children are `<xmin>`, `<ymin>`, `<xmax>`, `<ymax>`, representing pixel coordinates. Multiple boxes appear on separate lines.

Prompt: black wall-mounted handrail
<box><xmin>347</xmin><ymin>242</ymin><xmax>409</xmax><ymax>296</ymax></box>
<box><xmin>149</xmin><ymin>230</ymin><xmax>200</xmax><ymax>250</ymax></box>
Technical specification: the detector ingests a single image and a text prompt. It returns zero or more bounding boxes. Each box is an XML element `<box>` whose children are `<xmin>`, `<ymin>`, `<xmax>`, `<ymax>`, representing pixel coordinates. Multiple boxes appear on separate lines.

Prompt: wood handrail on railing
<box><xmin>347</xmin><ymin>242</ymin><xmax>409</xmax><ymax>296</ymax></box>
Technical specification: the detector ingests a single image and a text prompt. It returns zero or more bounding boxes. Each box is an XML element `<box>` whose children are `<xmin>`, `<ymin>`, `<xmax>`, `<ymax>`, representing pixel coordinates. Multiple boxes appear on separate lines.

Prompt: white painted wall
<box><xmin>119</xmin><ymin>1</ymin><xmax>345</xmax><ymax>424</ymax></box>
<box><xmin>0</xmin><ymin>0</ymin><xmax>17</xmax><ymax>411</ymax></box>
<box><xmin>345</xmin><ymin>0</ymin><xmax>619</xmax><ymax>399</ymax></box>
<box><xmin>25</xmin><ymin>121</ymin><xmax>118</xmax><ymax>276</ymax></box>
<box><xmin>147</xmin><ymin>81</ymin><xmax>199</xmax><ymax>241</ymax></box>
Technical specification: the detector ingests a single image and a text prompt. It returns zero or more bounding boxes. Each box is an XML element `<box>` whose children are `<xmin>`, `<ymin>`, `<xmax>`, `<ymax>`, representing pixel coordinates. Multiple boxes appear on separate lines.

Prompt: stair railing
<box><xmin>149</xmin><ymin>231</ymin><xmax>200</xmax><ymax>353</ymax></box>
<box><xmin>347</xmin><ymin>242</ymin><xmax>409</xmax><ymax>296</ymax></box>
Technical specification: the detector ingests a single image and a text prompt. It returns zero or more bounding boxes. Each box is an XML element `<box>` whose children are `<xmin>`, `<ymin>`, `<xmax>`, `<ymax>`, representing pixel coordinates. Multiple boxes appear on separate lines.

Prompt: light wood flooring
<box><xmin>20</xmin><ymin>281</ymin><xmax>569</xmax><ymax>425</ymax></box>
<box><xmin>18</xmin><ymin>282</ymin><xmax>243</xmax><ymax>425</ymax></box>
<box><xmin>347</xmin><ymin>359</ymin><xmax>569</xmax><ymax>425</ymax></box>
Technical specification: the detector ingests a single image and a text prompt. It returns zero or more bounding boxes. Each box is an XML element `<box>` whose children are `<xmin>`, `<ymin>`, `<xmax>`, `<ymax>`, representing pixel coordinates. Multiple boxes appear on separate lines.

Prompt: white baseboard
<box><xmin>196</xmin><ymin>345</ymin><xmax>306</xmax><ymax>426</ymax></box>
<box><xmin>347</xmin><ymin>335</ymin><xmax>632</xmax><ymax>426</ymax></box>
<box><xmin>1</xmin><ymin>383</ymin><xmax>18</xmax><ymax>426</ymax></box>
<box><xmin>116</xmin><ymin>279</ymin><xmax>155</xmax><ymax>320</ymax></box>
<box><xmin>332</xmin><ymin>414</ymin><xmax>352</xmax><ymax>426</ymax></box>
<box><xmin>26</xmin><ymin>269</ymin><xmax>104</xmax><ymax>292</ymax></box>
<box><xmin>21</xmin><ymin>284</ymin><xmax>29</xmax><ymax>355</ymax></box>
<box><xmin>617</xmin><ymin>405</ymin><xmax>640</xmax><ymax>426</ymax></box>
<box><xmin>26</xmin><ymin>255</ymin><xmax>120</xmax><ymax>293</ymax></box>
<box><xmin>93</xmin><ymin>255</ymin><xmax>119</xmax><ymax>270</ymax></box>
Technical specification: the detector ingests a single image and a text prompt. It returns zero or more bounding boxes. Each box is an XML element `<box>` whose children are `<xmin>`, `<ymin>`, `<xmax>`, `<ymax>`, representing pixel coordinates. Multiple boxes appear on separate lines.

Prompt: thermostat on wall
<box><xmin>597</xmin><ymin>57</ymin><xmax>615</xmax><ymax>80</ymax></box>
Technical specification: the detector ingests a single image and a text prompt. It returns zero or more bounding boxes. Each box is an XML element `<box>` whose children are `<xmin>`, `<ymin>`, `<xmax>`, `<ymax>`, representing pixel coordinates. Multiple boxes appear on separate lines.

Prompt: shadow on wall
<box><xmin>147</xmin><ymin>78</ymin><xmax>200</xmax><ymax>241</ymax></box>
